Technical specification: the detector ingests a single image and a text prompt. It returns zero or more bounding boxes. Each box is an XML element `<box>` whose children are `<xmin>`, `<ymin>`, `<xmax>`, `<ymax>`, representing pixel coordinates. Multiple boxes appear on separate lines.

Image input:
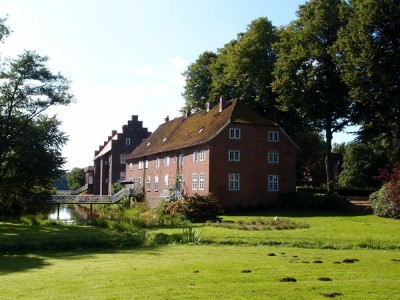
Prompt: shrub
<box><xmin>183</xmin><ymin>193</ymin><xmax>221</xmax><ymax>222</ymax></box>
<box><xmin>158</xmin><ymin>193</ymin><xmax>221</xmax><ymax>223</ymax></box>
<box><xmin>280</xmin><ymin>192</ymin><xmax>350</xmax><ymax>212</ymax></box>
<box><xmin>370</xmin><ymin>184</ymin><xmax>400</xmax><ymax>219</ymax></box>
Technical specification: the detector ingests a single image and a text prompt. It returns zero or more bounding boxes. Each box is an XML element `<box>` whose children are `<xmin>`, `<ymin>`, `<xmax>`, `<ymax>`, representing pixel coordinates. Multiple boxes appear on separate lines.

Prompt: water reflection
<box><xmin>48</xmin><ymin>205</ymin><xmax>97</xmax><ymax>222</ymax></box>
<box><xmin>48</xmin><ymin>205</ymin><xmax>77</xmax><ymax>222</ymax></box>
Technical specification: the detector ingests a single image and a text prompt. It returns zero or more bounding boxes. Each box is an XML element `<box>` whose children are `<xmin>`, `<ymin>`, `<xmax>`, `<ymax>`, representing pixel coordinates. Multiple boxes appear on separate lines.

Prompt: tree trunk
<box><xmin>325</xmin><ymin>128</ymin><xmax>334</xmax><ymax>193</ymax></box>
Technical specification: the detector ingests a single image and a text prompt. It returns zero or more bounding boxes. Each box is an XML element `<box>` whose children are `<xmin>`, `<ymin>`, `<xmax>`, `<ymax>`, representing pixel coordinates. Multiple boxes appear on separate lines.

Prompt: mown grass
<box><xmin>1</xmin><ymin>245</ymin><xmax>400</xmax><ymax>299</ymax></box>
<box><xmin>150</xmin><ymin>210</ymin><xmax>400</xmax><ymax>250</ymax></box>
<box><xmin>0</xmin><ymin>209</ymin><xmax>399</xmax><ymax>299</ymax></box>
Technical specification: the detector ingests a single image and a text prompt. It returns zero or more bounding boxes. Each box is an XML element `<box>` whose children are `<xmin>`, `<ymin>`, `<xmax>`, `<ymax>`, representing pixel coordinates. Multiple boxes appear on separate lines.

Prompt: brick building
<box><xmin>93</xmin><ymin>115</ymin><xmax>150</xmax><ymax>195</ymax></box>
<box><xmin>125</xmin><ymin>99</ymin><xmax>298</xmax><ymax>210</ymax></box>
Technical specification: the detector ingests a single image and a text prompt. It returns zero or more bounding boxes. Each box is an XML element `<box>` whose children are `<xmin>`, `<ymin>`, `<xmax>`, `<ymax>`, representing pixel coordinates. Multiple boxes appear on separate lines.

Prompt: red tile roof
<box><xmin>126</xmin><ymin>99</ymin><xmax>278</xmax><ymax>159</ymax></box>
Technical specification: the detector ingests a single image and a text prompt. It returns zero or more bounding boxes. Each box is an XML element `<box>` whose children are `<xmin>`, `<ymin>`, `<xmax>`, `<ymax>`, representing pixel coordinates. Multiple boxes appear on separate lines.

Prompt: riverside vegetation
<box><xmin>0</xmin><ymin>194</ymin><xmax>399</xmax><ymax>299</ymax></box>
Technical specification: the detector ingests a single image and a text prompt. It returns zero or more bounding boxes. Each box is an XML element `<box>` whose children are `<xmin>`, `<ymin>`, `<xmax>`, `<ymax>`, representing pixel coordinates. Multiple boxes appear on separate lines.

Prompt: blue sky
<box><xmin>2</xmin><ymin>0</ymin><xmax>355</xmax><ymax>170</ymax></box>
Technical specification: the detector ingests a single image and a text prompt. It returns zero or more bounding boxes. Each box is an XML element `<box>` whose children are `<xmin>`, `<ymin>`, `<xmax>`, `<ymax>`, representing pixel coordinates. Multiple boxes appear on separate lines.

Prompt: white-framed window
<box><xmin>268</xmin><ymin>175</ymin><xmax>279</xmax><ymax>192</ymax></box>
<box><xmin>120</xmin><ymin>154</ymin><xmax>126</xmax><ymax>164</ymax></box>
<box><xmin>199</xmin><ymin>150</ymin><xmax>205</xmax><ymax>161</ymax></box>
<box><xmin>229</xmin><ymin>128</ymin><xmax>241</xmax><ymax>139</ymax></box>
<box><xmin>164</xmin><ymin>175</ymin><xmax>169</xmax><ymax>189</ymax></box>
<box><xmin>120</xmin><ymin>172</ymin><xmax>126</xmax><ymax>181</ymax></box>
<box><xmin>126</xmin><ymin>138</ymin><xmax>131</xmax><ymax>145</ymax></box>
<box><xmin>156</xmin><ymin>157</ymin><xmax>160</xmax><ymax>168</ymax></box>
<box><xmin>129</xmin><ymin>162</ymin><xmax>133</xmax><ymax>171</ymax></box>
<box><xmin>192</xmin><ymin>173</ymin><xmax>198</xmax><ymax>190</ymax></box>
<box><xmin>179</xmin><ymin>154</ymin><xmax>184</xmax><ymax>165</ymax></box>
<box><xmin>164</xmin><ymin>156</ymin><xmax>170</xmax><ymax>166</ymax></box>
<box><xmin>146</xmin><ymin>176</ymin><xmax>151</xmax><ymax>192</ymax></box>
<box><xmin>268</xmin><ymin>131</ymin><xmax>279</xmax><ymax>142</ymax></box>
<box><xmin>145</xmin><ymin>160</ymin><xmax>149</xmax><ymax>169</ymax></box>
<box><xmin>193</xmin><ymin>151</ymin><xmax>199</xmax><ymax>162</ymax></box>
<box><xmin>137</xmin><ymin>177</ymin><xmax>142</xmax><ymax>187</ymax></box>
<box><xmin>268</xmin><ymin>152</ymin><xmax>279</xmax><ymax>164</ymax></box>
<box><xmin>229</xmin><ymin>173</ymin><xmax>240</xmax><ymax>191</ymax></box>
<box><xmin>199</xmin><ymin>173</ymin><xmax>205</xmax><ymax>190</ymax></box>
<box><xmin>138</xmin><ymin>161</ymin><xmax>143</xmax><ymax>169</ymax></box>
<box><xmin>154</xmin><ymin>176</ymin><xmax>159</xmax><ymax>192</ymax></box>
<box><xmin>228</xmin><ymin>150</ymin><xmax>240</xmax><ymax>161</ymax></box>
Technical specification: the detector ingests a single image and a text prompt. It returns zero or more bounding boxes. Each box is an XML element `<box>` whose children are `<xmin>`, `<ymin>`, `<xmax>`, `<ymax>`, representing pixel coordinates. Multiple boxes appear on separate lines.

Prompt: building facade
<box><xmin>125</xmin><ymin>99</ymin><xmax>298</xmax><ymax>210</ymax></box>
<box><xmin>93</xmin><ymin>115</ymin><xmax>150</xmax><ymax>195</ymax></box>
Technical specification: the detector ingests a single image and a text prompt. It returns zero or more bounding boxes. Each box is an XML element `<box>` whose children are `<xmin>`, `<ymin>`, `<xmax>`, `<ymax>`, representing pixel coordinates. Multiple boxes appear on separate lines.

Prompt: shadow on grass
<box><xmin>0</xmin><ymin>246</ymin><xmax>165</xmax><ymax>275</ymax></box>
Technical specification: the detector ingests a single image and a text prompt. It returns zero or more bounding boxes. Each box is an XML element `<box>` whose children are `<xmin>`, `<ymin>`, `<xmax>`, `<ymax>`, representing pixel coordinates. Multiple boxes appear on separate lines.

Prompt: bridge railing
<box><xmin>55</xmin><ymin>184</ymin><xmax>88</xmax><ymax>195</ymax></box>
<box><xmin>49</xmin><ymin>188</ymin><xmax>141</xmax><ymax>204</ymax></box>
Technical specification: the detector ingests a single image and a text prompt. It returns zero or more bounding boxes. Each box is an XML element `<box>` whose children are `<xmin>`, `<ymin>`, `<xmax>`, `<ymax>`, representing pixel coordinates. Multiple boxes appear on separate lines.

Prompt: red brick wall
<box><xmin>126</xmin><ymin>123</ymin><xmax>297</xmax><ymax>210</ymax></box>
<box><xmin>126</xmin><ymin>145</ymin><xmax>211</xmax><ymax>208</ymax></box>
<box><xmin>209</xmin><ymin>123</ymin><xmax>297</xmax><ymax>210</ymax></box>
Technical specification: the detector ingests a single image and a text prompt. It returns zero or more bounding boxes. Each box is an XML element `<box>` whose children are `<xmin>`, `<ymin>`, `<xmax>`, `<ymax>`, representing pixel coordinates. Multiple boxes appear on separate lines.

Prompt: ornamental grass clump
<box><xmin>208</xmin><ymin>218</ymin><xmax>309</xmax><ymax>230</ymax></box>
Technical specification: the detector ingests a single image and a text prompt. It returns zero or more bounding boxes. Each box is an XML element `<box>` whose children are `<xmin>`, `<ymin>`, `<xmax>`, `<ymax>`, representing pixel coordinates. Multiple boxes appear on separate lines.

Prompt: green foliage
<box><xmin>182</xmin><ymin>51</ymin><xmax>217</xmax><ymax>111</ymax></box>
<box><xmin>335</xmin><ymin>0</ymin><xmax>400</xmax><ymax>159</ymax></box>
<box><xmin>208</xmin><ymin>218</ymin><xmax>309</xmax><ymax>231</ymax></box>
<box><xmin>181</xmin><ymin>224</ymin><xmax>201</xmax><ymax>244</ymax></box>
<box><xmin>272</xmin><ymin>0</ymin><xmax>352</xmax><ymax>192</ymax></box>
<box><xmin>182</xmin><ymin>18</ymin><xmax>287</xmax><ymax>124</ymax></box>
<box><xmin>339</xmin><ymin>141</ymin><xmax>389</xmax><ymax>189</ymax></box>
<box><xmin>112</xmin><ymin>179</ymin><xmax>124</xmax><ymax>194</ymax></box>
<box><xmin>280</xmin><ymin>192</ymin><xmax>350</xmax><ymax>212</ymax></box>
<box><xmin>370</xmin><ymin>185</ymin><xmax>400</xmax><ymax>219</ymax></box>
<box><xmin>0</xmin><ymin>16</ymin><xmax>10</xmax><ymax>43</ymax></box>
<box><xmin>370</xmin><ymin>163</ymin><xmax>400</xmax><ymax>219</ymax></box>
<box><xmin>67</xmin><ymin>168</ymin><xmax>85</xmax><ymax>190</ymax></box>
<box><xmin>160</xmin><ymin>193</ymin><xmax>221</xmax><ymax>223</ymax></box>
<box><xmin>0</xmin><ymin>23</ymin><xmax>74</xmax><ymax>216</ymax></box>
<box><xmin>295</xmin><ymin>132</ymin><xmax>326</xmax><ymax>186</ymax></box>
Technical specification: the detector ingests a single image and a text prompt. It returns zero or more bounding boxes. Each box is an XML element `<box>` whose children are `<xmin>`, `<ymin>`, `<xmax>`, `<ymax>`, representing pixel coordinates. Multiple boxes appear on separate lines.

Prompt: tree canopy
<box><xmin>67</xmin><ymin>168</ymin><xmax>85</xmax><ymax>191</ymax></box>
<box><xmin>335</xmin><ymin>0</ymin><xmax>400</xmax><ymax>163</ymax></box>
<box><xmin>182</xmin><ymin>18</ymin><xmax>278</xmax><ymax>117</ymax></box>
<box><xmin>0</xmin><ymin>19</ymin><xmax>74</xmax><ymax>215</ymax></box>
<box><xmin>272</xmin><ymin>0</ymin><xmax>352</xmax><ymax>192</ymax></box>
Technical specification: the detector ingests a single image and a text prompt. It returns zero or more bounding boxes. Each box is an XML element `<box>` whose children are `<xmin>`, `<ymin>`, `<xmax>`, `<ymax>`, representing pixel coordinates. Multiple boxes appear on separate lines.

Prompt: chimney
<box><xmin>111</xmin><ymin>130</ymin><xmax>117</xmax><ymax>136</ymax></box>
<box><xmin>185</xmin><ymin>109</ymin><xmax>191</xmax><ymax>118</ymax></box>
<box><xmin>165</xmin><ymin>116</ymin><xmax>169</xmax><ymax>122</ymax></box>
<box><xmin>206</xmin><ymin>102</ymin><xmax>211</xmax><ymax>112</ymax></box>
<box><xmin>219</xmin><ymin>96</ymin><xmax>226</xmax><ymax>113</ymax></box>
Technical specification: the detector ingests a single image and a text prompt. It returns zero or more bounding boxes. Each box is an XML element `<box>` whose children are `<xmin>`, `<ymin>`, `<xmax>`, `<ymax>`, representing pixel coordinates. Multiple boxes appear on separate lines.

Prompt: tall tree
<box><xmin>0</xmin><ymin>22</ymin><xmax>74</xmax><ymax>215</ymax></box>
<box><xmin>182</xmin><ymin>18</ymin><xmax>279</xmax><ymax>118</ymax></box>
<box><xmin>67</xmin><ymin>168</ymin><xmax>85</xmax><ymax>190</ymax></box>
<box><xmin>272</xmin><ymin>0</ymin><xmax>352</xmax><ymax>192</ymax></box>
<box><xmin>181</xmin><ymin>51</ymin><xmax>217</xmax><ymax>111</ymax></box>
<box><xmin>335</xmin><ymin>0</ymin><xmax>400</xmax><ymax>163</ymax></box>
<box><xmin>211</xmin><ymin>18</ymin><xmax>278</xmax><ymax>117</ymax></box>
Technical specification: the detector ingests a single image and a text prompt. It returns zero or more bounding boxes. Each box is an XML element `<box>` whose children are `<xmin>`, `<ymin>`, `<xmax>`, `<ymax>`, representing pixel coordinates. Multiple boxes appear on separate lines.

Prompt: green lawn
<box><xmin>1</xmin><ymin>245</ymin><xmax>400</xmax><ymax>299</ymax></box>
<box><xmin>151</xmin><ymin>211</ymin><xmax>400</xmax><ymax>250</ymax></box>
<box><xmin>0</xmin><ymin>211</ymin><xmax>399</xmax><ymax>299</ymax></box>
